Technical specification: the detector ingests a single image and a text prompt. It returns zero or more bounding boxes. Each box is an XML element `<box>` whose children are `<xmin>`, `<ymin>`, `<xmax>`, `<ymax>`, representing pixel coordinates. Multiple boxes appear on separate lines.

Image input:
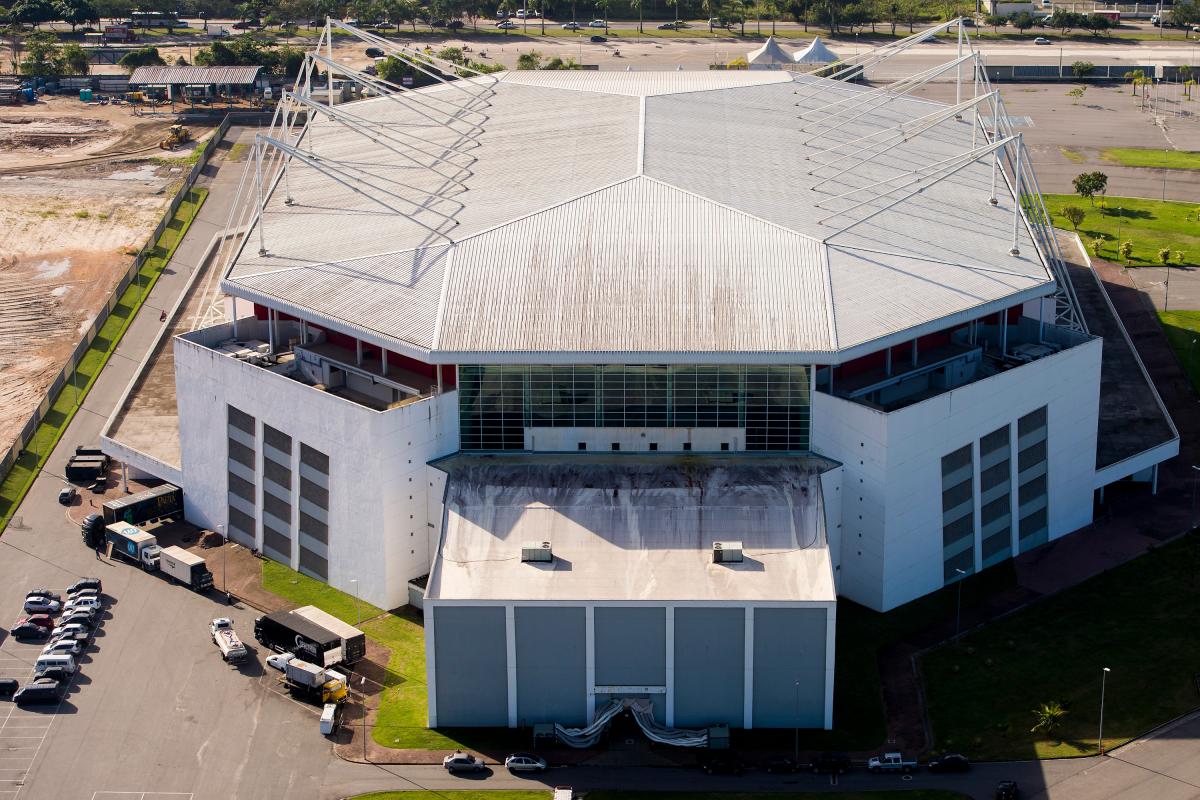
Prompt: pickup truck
<box><xmin>867</xmin><ymin>752</ymin><xmax>916</xmax><ymax>773</ymax></box>
<box><xmin>211</xmin><ymin>618</ymin><xmax>248</xmax><ymax>663</ymax></box>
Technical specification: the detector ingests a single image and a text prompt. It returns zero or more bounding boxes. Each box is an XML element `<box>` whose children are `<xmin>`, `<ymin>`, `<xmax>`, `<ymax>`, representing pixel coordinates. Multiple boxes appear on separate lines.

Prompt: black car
<box><xmin>0</xmin><ymin>678</ymin><xmax>17</xmax><ymax>696</ymax></box>
<box><xmin>32</xmin><ymin>666</ymin><xmax>70</xmax><ymax>685</ymax></box>
<box><xmin>365</xmin><ymin>46</ymin><xmax>384</xmax><ymax>57</ymax></box>
<box><xmin>811</xmin><ymin>752</ymin><xmax>852</xmax><ymax>774</ymax></box>
<box><xmin>699</xmin><ymin>752</ymin><xmax>745</xmax><ymax>775</ymax></box>
<box><xmin>67</xmin><ymin>578</ymin><xmax>102</xmax><ymax>595</ymax></box>
<box><xmin>763</xmin><ymin>755</ymin><xmax>796</xmax><ymax>774</ymax></box>
<box><xmin>58</xmin><ymin>487</ymin><xmax>77</xmax><ymax>505</ymax></box>
<box><xmin>996</xmin><ymin>780</ymin><xmax>1019</xmax><ymax>800</ymax></box>
<box><xmin>928</xmin><ymin>753</ymin><xmax>971</xmax><ymax>773</ymax></box>
<box><xmin>61</xmin><ymin>610</ymin><xmax>98</xmax><ymax>628</ymax></box>
<box><xmin>590</xmin><ymin>34</ymin><xmax>606</xmax><ymax>42</ymax></box>
<box><xmin>14</xmin><ymin>680</ymin><xmax>61</xmax><ymax>706</ymax></box>
<box><xmin>10</xmin><ymin>622</ymin><xmax>51</xmax><ymax>640</ymax></box>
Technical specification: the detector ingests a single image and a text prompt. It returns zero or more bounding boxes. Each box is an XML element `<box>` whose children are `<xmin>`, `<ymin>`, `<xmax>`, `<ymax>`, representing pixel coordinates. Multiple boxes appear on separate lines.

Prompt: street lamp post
<box><xmin>350</xmin><ymin>579</ymin><xmax>361</xmax><ymax>626</ymax></box>
<box><xmin>794</xmin><ymin>679</ymin><xmax>801</xmax><ymax>764</ymax></box>
<box><xmin>1098</xmin><ymin>666</ymin><xmax>1111</xmax><ymax>755</ymax></box>
<box><xmin>217</xmin><ymin>524</ymin><xmax>229</xmax><ymax>604</ymax></box>
<box><xmin>954</xmin><ymin>567</ymin><xmax>967</xmax><ymax>636</ymax></box>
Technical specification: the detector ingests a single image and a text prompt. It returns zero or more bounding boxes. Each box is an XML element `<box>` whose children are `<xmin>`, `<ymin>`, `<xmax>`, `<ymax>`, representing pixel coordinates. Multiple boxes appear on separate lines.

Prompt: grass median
<box><xmin>1158</xmin><ymin>310</ymin><xmax>1200</xmax><ymax>393</ymax></box>
<box><xmin>1102</xmin><ymin>148</ymin><xmax>1200</xmax><ymax>170</ymax></box>
<box><xmin>1043</xmin><ymin>194</ymin><xmax>1200</xmax><ymax>269</ymax></box>
<box><xmin>0</xmin><ymin>187</ymin><xmax>208</xmax><ymax>533</ymax></box>
<box><xmin>922</xmin><ymin>532</ymin><xmax>1200</xmax><ymax>761</ymax></box>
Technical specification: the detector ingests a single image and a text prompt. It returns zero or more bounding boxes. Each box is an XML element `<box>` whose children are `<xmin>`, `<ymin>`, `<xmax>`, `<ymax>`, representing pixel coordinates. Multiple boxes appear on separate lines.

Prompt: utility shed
<box><xmin>424</xmin><ymin>454</ymin><xmax>841</xmax><ymax>732</ymax></box>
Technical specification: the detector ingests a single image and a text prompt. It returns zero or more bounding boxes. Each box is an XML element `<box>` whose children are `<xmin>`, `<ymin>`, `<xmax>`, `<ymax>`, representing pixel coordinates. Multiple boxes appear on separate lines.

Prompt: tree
<box><xmin>543</xmin><ymin>55</ymin><xmax>582</xmax><ymax>68</ymax></box>
<box><xmin>1071</xmin><ymin>60</ymin><xmax>1093</xmax><ymax>79</ymax></box>
<box><xmin>516</xmin><ymin>49</ymin><xmax>541</xmax><ymax>68</ymax></box>
<box><xmin>1010</xmin><ymin>11</ymin><xmax>1034</xmax><ymax>33</ymax></box>
<box><xmin>59</xmin><ymin>42</ymin><xmax>88</xmax><ymax>74</ymax></box>
<box><xmin>1124</xmin><ymin>68</ymin><xmax>1145</xmax><ymax>96</ymax></box>
<box><xmin>1030</xmin><ymin>702</ymin><xmax>1068</xmax><ymax>739</ymax></box>
<box><xmin>984</xmin><ymin>14</ymin><xmax>1005</xmax><ymax>32</ymax></box>
<box><xmin>1089</xmin><ymin>238</ymin><xmax>1104</xmax><ymax>257</ymax></box>
<box><xmin>17</xmin><ymin>31</ymin><xmax>61</xmax><ymax>75</ymax></box>
<box><xmin>1159</xmin><ymin>247</ymin><xmax>1172</xmax><ymax>266</ymax></box>
<box><xmin>1083</xmin><ymin>13</ymin><xmax>1110</xmax><ymax>36</ymax></box>
<box><xmin>1177</xmin><ymin>251</ymin><xmax>1187</xmax><ymax>264</ymax></box>
<box><xmin>1061</xmin><ymin>206</ymin><xmax>1086</xmax><ymax>230</ymax></box>
<box><xmin>1067</xmin><ymin>86</ymin><xmax>1086</xmax><ymax>104</ymax></box>
<box><xmin>1119</xmin><ymin>240</ymin><xmax>1134</xmax><ymax>263</ymax></box>
<box><xmin>1073</xmin><ymin>171</ymin><xmax>1108</xmax><ymax>206</ymax></box>
<box><xmin>117</xmin><ymin>46</ymin><xmax>166</xmax><ymax>71</ymax></box>
<box><xmin>9</xmin><ymin>0</ymin><xmax>57</xmax><ymax>26</ymax></box>
<box><xmin>56</xmin><ymin>0</ymin><xmax>99</xmax><ymax>30</ymax></box>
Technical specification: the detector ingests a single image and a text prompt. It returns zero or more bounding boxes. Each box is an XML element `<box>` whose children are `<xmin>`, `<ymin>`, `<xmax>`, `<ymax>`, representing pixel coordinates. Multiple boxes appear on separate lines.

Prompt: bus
<box><xmin>129</xmin><ymin>11</ymin><xmax>188</xmax><ymax>27</ymax></box>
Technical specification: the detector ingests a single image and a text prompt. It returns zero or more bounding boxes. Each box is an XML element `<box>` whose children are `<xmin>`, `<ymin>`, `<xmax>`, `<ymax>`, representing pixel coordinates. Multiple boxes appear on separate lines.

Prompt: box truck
<box><xmin>159</xmin><ymin>546</ymin><xmax>213</xmax><ymax>591</ymax></box>
<box><xmin>254</xmin><ymin>611</ymin><xmax>343</xmax><ymax>667</ymax></box>
<box><xmin>211</xmin><ymin>618</ymin><xmax>248</xmax><ymax>663</ymax></box>
<box><xmin>291</xmin><ymin>605</ymin><xmax>367</xmax><ymax>664</ymax></box>
<box><xmin>102</xmin><ymin>484</ymin><xmax>182</xmax><ymax>526</ymax></box>
<box><xmin>283</xmin><ymin>658</ymin><xmax>348</xmax><ymax>704</ymax></box>
<box><xmin>104</xmin><ymin>523</ymin><xmax>161</xmax><ymax>570</ymax></box>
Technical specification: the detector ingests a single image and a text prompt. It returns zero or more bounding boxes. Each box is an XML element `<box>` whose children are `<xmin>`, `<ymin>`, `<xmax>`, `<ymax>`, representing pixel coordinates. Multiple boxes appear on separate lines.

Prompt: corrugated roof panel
<box><xmin>438</xmin><ymin>175</ymin><xmax>832</xmax><ymax>356</ymax></box>
<box><xmin>129</xmin><ymin>66</ymin><xmax>262</xmax><ymax>85</ymax></box>
<box><xmin>499</xmin><ymin>68</ymin><xmax>793</xmax><ymax>96</ymax></box>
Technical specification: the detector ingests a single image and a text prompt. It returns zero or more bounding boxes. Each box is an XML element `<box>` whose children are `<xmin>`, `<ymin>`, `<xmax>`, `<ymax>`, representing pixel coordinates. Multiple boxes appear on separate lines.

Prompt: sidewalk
<box><xmin>878</xmin><ymin>239</ymin><xmax>1200</xmax><ymax>755</ymax></box>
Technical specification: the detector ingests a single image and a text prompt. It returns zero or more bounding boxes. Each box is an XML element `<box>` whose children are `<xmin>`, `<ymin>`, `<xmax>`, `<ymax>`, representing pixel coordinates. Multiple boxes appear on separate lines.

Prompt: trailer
<box><xmin>66</xmin><ymin>455</ymin><xmax>109</xmax><ymax>483</ymax></box>
<box><xmin>102</xmin><ymin>484</ymin><xmax>182</xmax><ymax>526</ymax></box>
<box><xmin>104</xmin><ymin>523</ymin><xmax>161</xmax><ymax>570</ymax></box>
<box><xmin>254</xmin><ymin>611</ymin><xmax>343</xmax><ymax>667</ymax></box>
<box><xmin>159</xmin><ymin>546</ymin><xmax>213</xmax><ymax>591</ymax></box>
<box><xmin>291</xmin><ymin>606</ymin><xmax>367</xmax><ymax>665</ymax></box>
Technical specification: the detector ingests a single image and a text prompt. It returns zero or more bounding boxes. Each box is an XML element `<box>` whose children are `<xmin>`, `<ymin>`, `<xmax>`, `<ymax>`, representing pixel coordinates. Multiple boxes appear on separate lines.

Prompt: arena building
<box><xmin>115</xmin><ymin>22</ymin><xmax>1177</xmax><ymax>731</ymax></box>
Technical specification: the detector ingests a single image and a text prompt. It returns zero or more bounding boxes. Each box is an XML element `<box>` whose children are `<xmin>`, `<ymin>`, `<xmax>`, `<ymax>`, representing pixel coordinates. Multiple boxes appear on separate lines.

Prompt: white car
<box><xmin>63</xmin><ymin>597</ymin><xmax>102</xmax><ymax>613</ymax></box>
<box><xmin>23</xmin><ymin>597</ymin><xmax>61</xmax><ymax>614</ymax></box>
<box><xmin>496</xmin><ymin>19</ymin><xmax>517</xmax><ymax>28</ymax></box>
<box><xmin>50</xmin><ymin>623</ymin><xmax>89</xmax><ymax>639</ymax></box>
<box><xmin>41</xmin><ymin>639</ymin><xmax>82</xmax><ymax>656</ymax></box>
<box><xmin>1034</xmin><ymin>36</ymin><xmax>1052</xmax><ymax>44</ymax></box>
<box><xmin>561</xmin><ymin>20</ymin><xmax>580</xmax><ymax>29</ymax></box>
<box><xmin>68</xmin><ymin>588</ymin><xmax>100</xmax><ymax>601</ymax></box>
<box><xmin>589</xmin><ymin>18</ymin><xmax>606</xmax><ymax>27</ymax></box>
<box><xmin>266</xmin><ymin>652</ymin><xmax>295</xmax><ymax>672</ymax></box>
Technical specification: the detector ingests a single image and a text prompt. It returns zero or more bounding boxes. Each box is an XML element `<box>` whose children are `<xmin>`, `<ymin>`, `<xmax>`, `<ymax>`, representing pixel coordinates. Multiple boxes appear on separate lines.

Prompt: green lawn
<box><xmin>353</xmin><ymin>793</ymin><xmax>970</xmax><ymax>800</ymax></box>
<box><xmin>1103</xmin><ymin>148</ymin><xmax>1200</xmax><ymax>170</ymax></box>
<box><xmin>1043</xmin><ymin>194</ymin><xmax>1200</xmax><ymax>268</ymax></box>
<box><xmin>1158</xmin><ymin>311</ymin><xmax>1200</xmax><ymax>393</ymax></box>
<box><xmin>923</xmin><ymin>532</ymin><xmax>1200</xmax><ymax>761</ymax></box>
<box><xmin>0</xmin><ymin>187</ymin><xmax>207</xmax><ymax>533</ymax></box>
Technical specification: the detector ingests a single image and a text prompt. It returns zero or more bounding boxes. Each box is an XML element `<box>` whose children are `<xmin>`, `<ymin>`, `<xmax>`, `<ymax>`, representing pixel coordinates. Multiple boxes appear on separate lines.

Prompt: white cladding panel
<box><xmin>175</xmin><ymin>330</ymin><xmax>458</xmax><ymax>609</ymax></box>
<box><xmin>813</xmin><ymin>337</ymin><xmax>1101</xmax><ymax>611</ymax></box>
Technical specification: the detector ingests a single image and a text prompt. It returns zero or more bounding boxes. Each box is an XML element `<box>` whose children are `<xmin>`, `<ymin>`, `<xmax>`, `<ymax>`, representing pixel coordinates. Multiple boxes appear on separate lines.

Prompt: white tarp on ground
<box><xmin>553</xmin><ymin>699</ymin><xmax>708</xmax><ymax>748</ymax></box>
<box><xmin>746</xmin><ymin>36</ymin><xmax>792</xmax><ymax>68</ymax></box>
<box><xmin>793</xmin><ymin>36</ymin><xmax>839</xmax><ymax>64</ymax></box>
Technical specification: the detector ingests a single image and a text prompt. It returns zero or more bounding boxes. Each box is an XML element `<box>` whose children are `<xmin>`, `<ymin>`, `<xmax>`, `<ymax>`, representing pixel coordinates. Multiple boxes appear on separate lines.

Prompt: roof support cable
<box><xmin>328</xmin><ymin>19</ymin><xmax>500</xmax><ymax>95</ymax></box>
<box><xmin>796</xmin><ymin>56</ymin><xmax>964</xmax><ymax>124</ymax></box>
<box><xmin>822</xmin><ymin>17</ymin><xmax>964</xmax><ymax>83</ymax></box>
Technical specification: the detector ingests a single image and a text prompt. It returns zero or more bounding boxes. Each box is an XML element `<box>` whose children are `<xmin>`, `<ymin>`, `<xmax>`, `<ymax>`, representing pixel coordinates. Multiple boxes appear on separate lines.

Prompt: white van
<box><xmin>319</xmin><ymin>703</ymin><xmax>341</xmax><ymax>735</ymax></box>
<box><xmin>34</xmin><ymin>654</ymin><xmax>76</xmax><ymax>674</ymax></box>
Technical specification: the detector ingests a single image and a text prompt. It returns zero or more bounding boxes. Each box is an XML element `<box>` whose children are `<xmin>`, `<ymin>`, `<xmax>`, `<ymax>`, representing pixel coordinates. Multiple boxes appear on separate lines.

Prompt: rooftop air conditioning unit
<box><xmin>522</xmin><ymin>541</ymin><xmax>553</xmax><ymax>563</ymax></box>
<box><xmin>712</xmin><ymin>541</ymin><xmax>743</xmax><ymax>564</ymax></box>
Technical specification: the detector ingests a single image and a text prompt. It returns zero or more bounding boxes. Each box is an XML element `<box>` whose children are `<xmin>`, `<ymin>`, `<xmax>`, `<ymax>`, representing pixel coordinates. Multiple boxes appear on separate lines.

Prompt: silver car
<box><xmin>442</xmin><ymin>751</ymin><xmax>485</xmax><ymax>772</ymax></box>
<box><xmin>505</xmin><ymin>753</ymin><xmax>548</xmax><ymax>772</ymax></box>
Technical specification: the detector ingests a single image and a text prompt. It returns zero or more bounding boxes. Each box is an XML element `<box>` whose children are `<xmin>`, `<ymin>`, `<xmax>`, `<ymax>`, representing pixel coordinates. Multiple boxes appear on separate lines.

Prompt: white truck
<box><xmin>159</xmin><ymin>546</ymin><xmax>214</xmax><ymax>592</ymax></box>
<box><xmin>210</xmin><ymin>618</ymin><xmax>247</xmax><ymax>663</ymax></box>
<box><xmin>867</xmin><ymin>752</ymin><xmax>917</xmax><ymax>773</ymax></box>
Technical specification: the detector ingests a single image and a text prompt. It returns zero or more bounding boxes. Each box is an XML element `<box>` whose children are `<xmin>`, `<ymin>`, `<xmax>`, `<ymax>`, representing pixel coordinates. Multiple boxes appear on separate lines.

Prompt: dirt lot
<box><xmin>0</xmin><ymin>95</ymin><xmax>202</xmax><ymax>459</ymax></box>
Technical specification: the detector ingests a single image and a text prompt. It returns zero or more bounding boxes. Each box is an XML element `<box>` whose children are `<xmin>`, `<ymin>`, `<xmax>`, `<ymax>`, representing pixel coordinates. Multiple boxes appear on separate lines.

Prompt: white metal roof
<box><xmin>426</xmin><ymin>455</ymin><xmax>838</xmax><ymax>604</ymax></box>
<box><xmin>223</xmin><ymin>70</ymin><xmax>1054</xmax><ymax>364</ymax></box>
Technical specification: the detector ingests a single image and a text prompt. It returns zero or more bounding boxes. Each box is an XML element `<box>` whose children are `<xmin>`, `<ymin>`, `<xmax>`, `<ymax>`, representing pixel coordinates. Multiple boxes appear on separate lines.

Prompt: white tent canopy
<box><xmin>746</xmin><ymin>36</ymin><xmax>792</xmax><ymax>68</ymax></box>
<box><xmin>794</xmin><ymin>36</ymin><xmax>840</xmax><ymax>64</ymax></box>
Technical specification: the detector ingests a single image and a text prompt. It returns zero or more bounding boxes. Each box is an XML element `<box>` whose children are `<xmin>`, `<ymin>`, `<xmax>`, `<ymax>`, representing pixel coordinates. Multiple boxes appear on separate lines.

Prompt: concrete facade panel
<box><xmin>594</xmin><ymin>607</ymin><xmax>665</xmax><ymax>687</ymax></box>
<box><xmin>515</xmin><ymin>606</ymin><xmax>587</xmax><ymax>725</ymax></box>
<box><xmin>433</xmin><ymin>605</ymin><xmax>508</xmax><ymax>726</ymax></box>
<box><xmin>752</xmin><ymin>607</ymin><xmax>827</xmax><ymax>727</ymax></box>
<box><xmin>672</xmin><ymin>607</ymin><xmax>744</xmax><ymax>727</ymax></box>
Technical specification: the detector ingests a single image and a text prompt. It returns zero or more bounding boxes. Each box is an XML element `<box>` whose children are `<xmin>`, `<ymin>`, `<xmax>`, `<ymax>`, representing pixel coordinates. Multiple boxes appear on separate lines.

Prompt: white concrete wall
<box><xmin>813</xmin><ymin>336</ymin><xmax>1102</xmax><ymax>612</ymax></box>
<box><xmin>175</xmin><ymin>324</ymin><xmax>459</xmax><ymax>610</ymax></box>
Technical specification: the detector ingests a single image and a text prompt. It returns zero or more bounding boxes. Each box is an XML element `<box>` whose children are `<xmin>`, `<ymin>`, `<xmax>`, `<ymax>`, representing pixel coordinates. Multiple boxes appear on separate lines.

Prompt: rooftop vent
<box><xmin>712</xmin><ymin>541</ymin><xmax>743</xmax><ymax>564</ymax></box>
<box><xmin>522</xmin><ymin>541</ymin><xmax>553</xmax><ymax>563</ymax></box>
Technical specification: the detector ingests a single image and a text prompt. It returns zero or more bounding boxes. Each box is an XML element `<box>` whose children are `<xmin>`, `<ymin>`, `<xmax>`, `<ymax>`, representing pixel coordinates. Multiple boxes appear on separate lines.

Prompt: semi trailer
<box><xmin>291</xmin><ymin>605</ymin><xmax>367</xmax><ymax>665</ymax></box>
<box><xmin>159</xmin><ymin>546</ymin><xmax>213</xmax><ymax>591</ymax></box>
<box><xmin>102</xmin><ymin>484</ymin><xmax>182</xmax><ymax>526</ymax></box>
<box><xmin>104</xmin><ymin>523</ymin><xmax>161</xmax><ymax>570</ymax></box>
<box><xmin>254</xmin><ymin>611</ymin><xmax>343</xmax><ymax>668</ymax></box>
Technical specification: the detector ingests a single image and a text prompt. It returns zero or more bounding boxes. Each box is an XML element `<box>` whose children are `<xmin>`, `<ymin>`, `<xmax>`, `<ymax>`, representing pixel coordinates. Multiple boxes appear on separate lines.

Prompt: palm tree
<box><xmin>1030</xmin><ymin>702</ymin><xmax>1068</xmax><ymax>741</ymax></box>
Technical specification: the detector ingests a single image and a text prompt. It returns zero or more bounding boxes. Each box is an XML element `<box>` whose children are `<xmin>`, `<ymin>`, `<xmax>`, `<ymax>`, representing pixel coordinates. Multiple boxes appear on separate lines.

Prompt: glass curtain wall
<box><xmin>459</xmin><ymin>365</ymin><xmax>811</xmax><ymax>452</ymax></box>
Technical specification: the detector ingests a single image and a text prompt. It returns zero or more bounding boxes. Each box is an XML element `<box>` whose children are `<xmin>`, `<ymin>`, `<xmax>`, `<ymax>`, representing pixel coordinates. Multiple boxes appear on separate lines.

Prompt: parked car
<box><xmin>657</xmin><ymin>22</ymin><xmax>679</xmax><ymax>28</ymax></box>
<box><xmin>811</xmin><ymin>752</ymin><xmax>852</xmax><ymax>774</ymax></box>
<box><xmin>505</xmin><ymin>753</ymin><xmax>548</xmax><ymax>772</ymax></box>
<box><xmin>699</xmin><ymin>752</ymin><xmax>745</xmax><ymax>775</ymax></box>
<box><xmin>1034</xmin><ymin>36</ymin><xmax>1052</xmax><ymax>44</ymax></box>
<box><xmin>68</xmin><ymin>588</ymin><xmax>100</xmax><ymax>602</ymax></box>
<box><xmin>14</xmin><ymin>680</ymin><xmax>62</xmax><ymax>706</ymax></box>
<box><xmin>589</xmin><ymin>18</ymin><xmax>606</xmax><ymax>26</ymax></box>
<box><xmin>58</xmin><ymin>487</ymin><xmax>77</xmax><ymax>505</ymax></box>
<box><xmin>61</xmin><ymin>610</ymin><xmax>98</xmax><ymax>628</ymax></box>
<box><xmin>11</xmin><ymin>615</ymin><xmax>53</xmax><ymax>633</ymax></box>
<box><xmin>763</xmin><ymin>755</ymin><xmax>797</xmax><ymax>774</ymax></box>
<box><xmin>23</xmin><ymin>597</ymin><xmax>61</xmax><ymax>615</ymax></box>
<box><xmin>10</xmin><ymin>622</ymin><xmax>51</xmax><ymax>640</ymax></box>
<box><xmin>589</xmin><ymin>34</ymin><xmax>606</xmax><ymax>42</ymax></box>
<box><xmin>928</xmin><ymin>753</ymin><xmax>971</xmax><ymax>773</ymax></box>
<box><xmin>67</xmin><ymin>578</ymin><xmax>102</xmax><ymax>595</ymax></box>
<box><xmin>41</xmin><ymin>639</ymin><xmax>82</xmax><ymax>657</ymax></box>
<box><xmin>447</xmin><ymin>19</ymin><xmax>464</xmax><ymax>29</ymax></box>
<box><xmin>365</xmin><ymin>46</ymin><xmax>384</xmax><ymax>56</ymax></box>
<box><xmin>868</xmin><ymin>752</ymin><xmax>916</xmax><ymax>773</ymax></box>
<box><xmin>32</xmin><ymin>666</ymin><xmax>70</xmax><ymax>684</ymax></box>
<box><xmin>63</xmin><ymin>597</ymin><xmax>102</xmax><ymax>613</ymax></box>
<box><xmin>995</xmin><ymin>780</ymin><xmax>1019</xmax><ymax>800</ymax></box>
<box><xmin>25</xmin><ymin>590</ymin><xmax>61</xmax><ymax>603</ymax></box>
<box><xmin>496</xmin><ymin>19</ymin><xmax>517</xmax><ymax>28</ymax></box>
<box><xmin>49</xmin><ymin>623</ymin><xmax>90</xmax><ymax>641</ymax></box>
<box><xmin>561</xmin><ymin>20</ymin><xmax>580</xmax><ymax>29</ymax></box>
<box><xmin>0</xmin><ymin>678</ymin><xmax>17</xmax><ymax>697</ymax></box>
<box><xmin>266</xmin><ymin>652</ymin><xmax>295</xmax><ymax>672</ymax></box>
<box><xmin>443</xmin><ymin>751</ymin><xmax>486</xmax><ymax>772</ymax></box>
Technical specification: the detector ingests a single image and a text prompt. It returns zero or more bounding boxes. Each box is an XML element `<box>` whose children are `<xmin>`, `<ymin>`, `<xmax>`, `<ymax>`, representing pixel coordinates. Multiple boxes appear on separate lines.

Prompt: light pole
<box><xmin>350</xmin><ymin>579</ymin><xmax>361</xmax><ymax>626</ymax></box>
<box><xmin>1191</xmin><ymin>465</ymin><xmax>1200</xmax><ymax>530</ymax></box>
<box><xmin>1098</xmin><ymin>666</ymin><xmax>1111</xmax><ymax>755</ymax></box>
<box><xmin>794</xmin><ymin>679</ymin><xmax>801</xmax><ymax>764</ymax></box>
<box><xmin>217</xmin><ymin>524</ymin><xmax>229</xmax><ymax>603</ymax></box>
<box><xmin>954</xmin><ymin>567</ymin><xmax>967</xmax><ymax>636</ymax></box>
